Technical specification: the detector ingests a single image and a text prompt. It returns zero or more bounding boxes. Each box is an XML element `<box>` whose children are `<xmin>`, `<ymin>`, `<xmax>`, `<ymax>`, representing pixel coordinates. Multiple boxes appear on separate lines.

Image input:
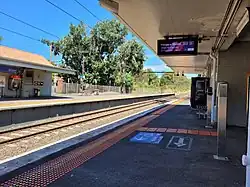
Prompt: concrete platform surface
<box><xmin>0</xmin><ymin>93</ymin><xmax>173</xmax><ymax>111</ymax></box>
<box><xmin>0</xmin><ymin>100</ymin><xmax>246</xmax><ymax>187</ymax></box>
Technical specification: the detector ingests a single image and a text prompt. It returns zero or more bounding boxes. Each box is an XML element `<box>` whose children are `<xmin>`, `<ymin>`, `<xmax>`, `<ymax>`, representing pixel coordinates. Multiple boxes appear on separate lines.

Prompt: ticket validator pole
<box><xmin>242</xmin><ymin>77</ymin><xmax>250</xmax><ymax>187</ymax></box>
<box><xmin>213</xmin><ymin>82</ymin><xmax>229</xmax><ymax>161</ymax></box>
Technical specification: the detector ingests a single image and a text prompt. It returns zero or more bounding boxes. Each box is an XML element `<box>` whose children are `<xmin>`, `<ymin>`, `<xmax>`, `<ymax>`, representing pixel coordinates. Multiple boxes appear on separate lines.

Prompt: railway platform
<box><xmin>0</xmin><ymin>99</ymin><xmax>246</xmax><ymax>187</ymax></box>
<box><xmin>0</xmin><ymin>93</ymin><xmax>167</xmax><ymax>110</ymax></box>
<box><xmin>0</xmin><ymin>93</ymin><xmax>174</xmax><ymax>127</ymax></box>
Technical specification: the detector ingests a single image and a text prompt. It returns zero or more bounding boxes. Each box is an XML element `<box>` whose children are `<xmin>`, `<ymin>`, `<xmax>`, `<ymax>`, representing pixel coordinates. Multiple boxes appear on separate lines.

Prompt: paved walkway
<box><xmin>0</xmin><ymin>93</ymin><xmax>172</xmax><ymax>110</ymax></box>
<box><xmin>0</xmin><ymin>100</ymin><xmax>246</xmax><ymax>186</ymax></box>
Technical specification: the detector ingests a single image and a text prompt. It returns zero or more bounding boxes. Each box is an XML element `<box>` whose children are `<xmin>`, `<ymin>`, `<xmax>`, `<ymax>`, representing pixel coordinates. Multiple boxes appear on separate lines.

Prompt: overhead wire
<box><xmin>0</xmin><ymin>26</ymin><xmax>41</xmax><ymax>43</ymax></box>
<box><xmin>0</xmin><ymin>1</ymin><xmax>105</xmax><ymax>45</ymax></box>
<box><xmin>44</xmin><ymin>0</ymin><xmax>92</xmax><ymax>29</ymax></box>
<box><xmin>0</xmin><ymin>10</ymin><xmax>60</xmax><ymax>39</ymax></box>
<box><xmin>72</xmin><ymin>0</ymin><xmax>101</xmax><ymax>21</ymax></box>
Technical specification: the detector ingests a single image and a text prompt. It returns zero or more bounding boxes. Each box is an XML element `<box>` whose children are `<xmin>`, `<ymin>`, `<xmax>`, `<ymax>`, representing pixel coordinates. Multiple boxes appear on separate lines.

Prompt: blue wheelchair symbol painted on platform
<box><xmin>130</xmin><ymin>132</ymin><xmax>163</xmax><ymax>144</ymax></box>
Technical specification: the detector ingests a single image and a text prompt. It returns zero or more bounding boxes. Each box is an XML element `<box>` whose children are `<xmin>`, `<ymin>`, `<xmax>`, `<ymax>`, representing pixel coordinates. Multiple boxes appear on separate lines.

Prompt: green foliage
<box><xmin>86</xmin><ymin>20</ymin><xmax>128</xmax><ymax>85</ymax></box>
<box><xmin>90</xmin><ymin>20</ymin><xmax>128</xmax><ymax>57</ymax></box>
<box><xmin>160</xmin><ymin>73</ymin><xmax>174</xmax><ymax>86</ymax></box>
<box><xmin>42</xmin><ymin>20</ymin><xmax>145</xmax><ymax>88</ymax></box>
<box><xmin>135</xmin><ymin>69</ymin><xmax>159</xmax><ymax>86</ymax></box>
<box><xmin>42</xmin><ymin>22</ymin><xmax>90</xmax><ymax>83</ymax></box>
<box><xmin>133</xmin><ymin>70</ymin><xmax>191</xmax><ymax>94</ymax></box>
<box><xmin>0</xmin><ymin>36</ymin><xmax>3</xmax><ymax>42</ymax></box>
<box><xmin>42</xmin><ymin>19</ymin><xmax>189</xmax><ymax>94</ymax></box>
<box><xmin>117</xmin><ymin>39</ymin><xmax>146</xmax><ymax>76</ymax></box>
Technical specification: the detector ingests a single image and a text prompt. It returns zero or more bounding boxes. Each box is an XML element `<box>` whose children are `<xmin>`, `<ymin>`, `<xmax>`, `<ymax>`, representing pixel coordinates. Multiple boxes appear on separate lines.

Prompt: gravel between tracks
<box><xmin>0</xmin><ymin>102</ymin><xmax>160</xmax><ymax>161</ymax></box>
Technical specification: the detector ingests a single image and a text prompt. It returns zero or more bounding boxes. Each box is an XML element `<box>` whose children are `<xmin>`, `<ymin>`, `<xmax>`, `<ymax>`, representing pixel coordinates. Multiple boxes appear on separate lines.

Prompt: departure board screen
<box><xmin>157</xmin><ymin>35</ymin><xmax>198</xmax><ymax>56</ymax></box>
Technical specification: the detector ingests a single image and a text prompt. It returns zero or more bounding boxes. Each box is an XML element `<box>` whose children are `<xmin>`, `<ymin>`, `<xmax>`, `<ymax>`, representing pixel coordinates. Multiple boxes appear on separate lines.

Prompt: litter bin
<box><xmin>34</xmin><ymin>88</ymin><xmax>40</xmax><ymax>97</ymax></box>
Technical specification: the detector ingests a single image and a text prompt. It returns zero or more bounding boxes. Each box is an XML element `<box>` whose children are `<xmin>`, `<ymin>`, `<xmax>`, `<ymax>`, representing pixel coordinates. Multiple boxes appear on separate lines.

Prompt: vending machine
<box><xmin>190</xmin><ymin>77</ymin><xmax>210</xmax><ymax>109</ymax></box>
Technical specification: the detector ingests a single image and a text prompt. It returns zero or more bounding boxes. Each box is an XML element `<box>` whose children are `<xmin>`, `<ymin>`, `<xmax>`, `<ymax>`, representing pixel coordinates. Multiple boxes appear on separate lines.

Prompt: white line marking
<box><xmin>21</xmin><ymin>131</ymin><xmax>30</xmax><ymax>133</ymax></box>
<box><xmin>6</xmin><ymin>144</ymin><xmax>17</xmax><ymax>148</ymax></box>
<box><xmin>10</xmin><ymin>133</ymin><xmax>23</xmax><ymax>137</ymax></box>
<box><xmin>0</xmin><ymin>136</ymin><xmax>12</xmax><ymax>140</ymax></box>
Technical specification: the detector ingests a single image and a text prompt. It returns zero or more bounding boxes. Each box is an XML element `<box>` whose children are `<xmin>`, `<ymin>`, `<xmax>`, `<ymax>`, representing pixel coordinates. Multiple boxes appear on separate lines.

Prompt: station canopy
<box><xmin>100</xmin><ymin>0</ymin><xmax>249</xmax><ymax>74</ymax></box>
<box><xmin>0</xmin><ymin>46</ymin><xmax>75</xmax><ymax>75</ymax></box>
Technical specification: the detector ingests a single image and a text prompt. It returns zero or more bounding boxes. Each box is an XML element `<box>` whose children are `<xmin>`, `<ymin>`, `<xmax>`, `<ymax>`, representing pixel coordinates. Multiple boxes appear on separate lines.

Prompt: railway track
<box><xmin>0</xmin><ymin>99</ymin><xmax>166</xmax><ymax>145</ymax></box>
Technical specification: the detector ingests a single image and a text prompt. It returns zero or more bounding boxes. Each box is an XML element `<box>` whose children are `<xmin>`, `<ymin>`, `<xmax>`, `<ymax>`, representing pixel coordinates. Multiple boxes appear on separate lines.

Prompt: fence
<box><xmin>53</xmin><ymin>83</ymin><xmax>121</xmax><ymax>95</ymax></box>
<box><xmin>53</xmin><ymin>83</ymin><xmax>178</xmax><ymax>95</ymax></box>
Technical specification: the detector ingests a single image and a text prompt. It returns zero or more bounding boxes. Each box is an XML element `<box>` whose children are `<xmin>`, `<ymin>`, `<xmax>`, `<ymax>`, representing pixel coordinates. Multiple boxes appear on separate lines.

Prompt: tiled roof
<box><xmin>0</xmin><ymin>46</ymin><xmax>54</xmax><ymax>67</ymax></box>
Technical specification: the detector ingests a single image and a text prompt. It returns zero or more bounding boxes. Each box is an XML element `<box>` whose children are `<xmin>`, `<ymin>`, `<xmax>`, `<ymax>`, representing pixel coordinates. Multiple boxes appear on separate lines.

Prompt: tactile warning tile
<box><xmin>156</xmin><ymin>128</ymin><xmax>167</xmax><ymax>132</ymax></box>
<box><xmin>198</xmin><ymin>130</ymin><xmax>211</xmax><ymax>136</ymax></box>
<box><xmin>137</xmin><ymin>127</ymin><xmax>148</xmax><ymax>131</ymax></box>
<box><xmin>210</xmin><ymin>131</ymin><xmax>218</xmax><ymax>136</ymax></box>
<box><xmin>146</xmin><ymin>128</ymin><xmax>157</xmax><ymax>132</ymax></box>
<box><xmin>177</xmin><ymin>129</ymin><xmax>188</xmax><ymax>134</ymax></box>
<box><xmin>136</xmin><ymin>128</ymin><xmax>217</xmax><ymax>137</ymax></box>
<box><xmin>166</xmin><ymin>128</ymin><xmax>178</xmax><ymax>133</ymax></box>
<box><xmin>188</xmin><ymin>130</ymin><xmax>199</xmax><ymax>135</ymax></box>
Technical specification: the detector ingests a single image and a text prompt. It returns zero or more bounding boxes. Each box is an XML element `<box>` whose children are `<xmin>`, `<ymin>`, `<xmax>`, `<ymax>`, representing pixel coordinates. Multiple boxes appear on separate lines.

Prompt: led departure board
<box><xmin>157</xmin><ymin>35</ymin><xmax>198</xmax><ymax>56</ymax></box>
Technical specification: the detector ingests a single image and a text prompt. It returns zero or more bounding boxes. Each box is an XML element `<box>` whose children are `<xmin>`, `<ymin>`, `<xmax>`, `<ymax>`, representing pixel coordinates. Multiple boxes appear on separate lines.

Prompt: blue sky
<box><xmin>0</xmin><ymin>0</ymin><xmax>190</xmax><ymax>77</ymax></box>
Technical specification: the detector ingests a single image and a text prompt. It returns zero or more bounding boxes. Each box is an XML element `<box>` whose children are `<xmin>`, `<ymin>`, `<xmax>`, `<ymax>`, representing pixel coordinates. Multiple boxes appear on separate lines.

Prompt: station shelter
<box><xmin>99</xmin><ymin>0</ymin><xmax>250</xmax><ymax>185</ymax></box>
<box><xmin>0</xmin><ymin>46</ymin><xmax>75</xmax><ymax>98</ymax></box>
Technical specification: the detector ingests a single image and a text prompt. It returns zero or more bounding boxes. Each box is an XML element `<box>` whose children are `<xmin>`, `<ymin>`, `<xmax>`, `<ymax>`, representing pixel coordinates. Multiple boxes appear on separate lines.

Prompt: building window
<box><xmin>26</xmin><ymin>70</ymin><xmax>33</xmax><ymax>78</ymax></box>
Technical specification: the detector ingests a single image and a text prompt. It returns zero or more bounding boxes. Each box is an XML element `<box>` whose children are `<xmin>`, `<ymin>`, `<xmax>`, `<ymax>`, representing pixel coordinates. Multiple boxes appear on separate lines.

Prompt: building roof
<box><xmin>0</xmin><ymin>46</ymin><xmax>75</xmax><ymax>75</ymax></box>
<box><xmin>0</xmin><ymin>46</ymin><xmax>54</xmax><ymax>67</ymax></box>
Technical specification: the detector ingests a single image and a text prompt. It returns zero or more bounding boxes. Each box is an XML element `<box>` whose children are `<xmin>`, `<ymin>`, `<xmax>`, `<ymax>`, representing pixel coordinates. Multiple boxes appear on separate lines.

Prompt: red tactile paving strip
<box><xmin>139</xmin><ymin>128</ymin><xmax>217</xmax><ymax>137</ymax></box>
<box><xmin>0</xmin><ymin>99</ymin><xmax>184</xmax><ymax>187</ymax></box>
<box><xmin>137</xmin><ymin>127</ymin><xmax>148</xmax><ymax>131</ymax></box>
<box><xmin>177</xmin><ymin>129</ymin><xmax>188</xmax><ymax>134</ymax></box>
<box><xmin>147</xmin><ymin>128</ymin><xmax>157</xmax><ymax>132</ymax></box>
<box><xmin>166</xmin><ymin>128</ymin><xmax>178</xmax><ymax>133</ymax></box>
<box><xmin>199</xmin><ymin>130</ymin><xmax>211</xmax><ymax>136</ymax></box>
<box><xmin>188</xmin><ymin>130</ymin><xmax>199</xmax><ymax>135</ymax></box>
<box><xmin>156</xmin><ymin>128</ymin><xmax>167</xmax><ymax>132</ymax></box>
<box><xmin>210</xmin><ymin>131</ymin><xmax>218</xmax><ymax>136</ymax></box>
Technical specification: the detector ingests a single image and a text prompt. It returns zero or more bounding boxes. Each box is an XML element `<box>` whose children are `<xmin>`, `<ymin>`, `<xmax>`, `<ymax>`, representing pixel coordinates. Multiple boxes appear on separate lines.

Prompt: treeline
<box><xmin>42</xmin><ymin>19</ymin><xmax>190</xmax><ymax>93</ymax></box>
<box><xmin>134</xmin><ymin>69</ymin><xmax>191</xmax><ymax>93</ymax></box>
<box><xmin>42</xmin><ymin>20</ymin><xmax>145</xmax><ymax>92</ymax></box>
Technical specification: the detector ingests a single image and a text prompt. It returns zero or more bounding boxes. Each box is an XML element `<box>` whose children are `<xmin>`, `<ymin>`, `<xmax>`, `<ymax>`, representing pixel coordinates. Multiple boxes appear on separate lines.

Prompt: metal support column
<box><xmin>213</xmin><ymin>82</ymin><xmax>228</xmax><ymax>161</ymax></box>
<box><xmin>206</xmin><ymin>93</ymin><xmax>212</xmax><ymax>128</ymax></box>
<box><xmin>210</xmin><ymin>53</ymin><xmax>218</xmax><ymax>125</ymax></box>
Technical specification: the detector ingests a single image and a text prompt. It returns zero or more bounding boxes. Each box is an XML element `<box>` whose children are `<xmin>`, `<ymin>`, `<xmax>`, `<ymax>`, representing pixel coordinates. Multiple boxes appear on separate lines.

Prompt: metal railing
<box><xmin>52</xmin><ymin>83</ymin><xmax>180</xmax><ymax>96</ymax></box>
<box><xmin>53</xmin><ymin>83</ymin><xmax>121</xmax><ymax>95</ymax></box>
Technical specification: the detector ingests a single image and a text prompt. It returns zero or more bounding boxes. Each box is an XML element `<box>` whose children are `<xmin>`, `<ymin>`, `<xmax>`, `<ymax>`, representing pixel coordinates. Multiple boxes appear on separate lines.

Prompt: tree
<box><xmin>42</xmin><ymin>22</ymin><xmax>89</xmax><ymax>83</ymax></box>
<box><xmin>0</xmin><ymin>36</ymin><xmax>3</xmax><ymax>42</ymax></box>
<box><xmin>115</xmin><ymin>39</ymin><xmax>146</xmax><ymax>92</ymax></box>
<box><xmin>160</xmin><ymin>73</ymin><xmax>174</xmax><ymax>86</ymax></box>
<box><xmin>42</xmin><ymin>20</ymin><xmax>146</xmax><ymax>87</ymax></box>
<box><xmin>88</xmin><ymin>20</ymin><xmax>128</xmax><ymax>85</ymax></box>
<box><xmin>142</xmin><ymin>69</ymin><xmax>159</xmax><ymax>86</ymax></box>
<box><xmin>117</xmin><ymin>39</ymin><xmax>145</xmax><ymax>75</ymax></box>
